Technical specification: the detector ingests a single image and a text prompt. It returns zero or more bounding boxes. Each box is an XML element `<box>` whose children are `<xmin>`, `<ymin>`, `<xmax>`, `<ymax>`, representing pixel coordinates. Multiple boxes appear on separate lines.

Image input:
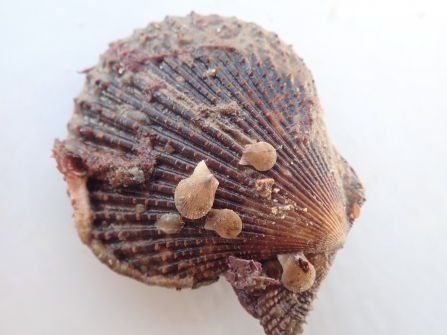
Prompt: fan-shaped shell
<box><xmin>239</xmin><ymin>141</ymin><xmax>277</xmax><ymax>171</ymax></box>
<box><xmin>155</xmin><ymin>213</ymin><xmax>184</xmax><ymax>234</ymax></box>
<box><xmin>53</xmin><ymin>12</ymin><xmax>365</xmax><ymax>335</ymax></box>
<box><xmin>204</xmin><ymin>209</ymin><xmax>242</xmax><ymax>238</ymax></box>
<box><xmin>277</xmin><ymin>253</ymin><xmax>316</xmax><ymax>293</ymax></box>
<box><xmin>174</xmin><ymin>160</ymin><xmax>219</xmax><ymax>219</ymax></box>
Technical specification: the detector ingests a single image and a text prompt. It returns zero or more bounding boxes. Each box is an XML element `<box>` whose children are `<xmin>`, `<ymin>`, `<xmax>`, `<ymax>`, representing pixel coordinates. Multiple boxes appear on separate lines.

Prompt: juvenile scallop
<box><xmin>155</xmin><ymin>213</ymin><xmax>184</xmax><ymax>234</ymax></box>
<box><xmin>53</xmin><ymin>12</ymin><xmax>365</xmax><ymax>335</ymax></box>
<box><xmin>239</xmin><ymin>141</ymin><xmax>277</xmax><ymax>171</ymax></box>
<box><xmin>278</xmin><ymin>253</ymin><xmax>316</xmax><ymax>293</ymax></box>
<box><xmin>174</xmin><ymin>161</ymin><xmax>219</xmax><ymax>219</ymax></box>
<box><xmin>204</xmin><ymin>209</ymin><xmax>243</xmax><ymax>239</ymax></box>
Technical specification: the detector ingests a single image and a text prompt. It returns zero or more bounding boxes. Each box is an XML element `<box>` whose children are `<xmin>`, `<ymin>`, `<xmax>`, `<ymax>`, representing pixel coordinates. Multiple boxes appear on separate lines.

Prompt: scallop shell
<box><xmin>239</xmin><ymin>141</ymin><xmax>277</xmax><ymax>171</ymax></box>
<box><xmin>53</xmin><ymin>13</ymin><xmax>365</xmax><ymax>335</ymax></box>
<box><xmin>155</xmin><ymin>213</ymin><xmax>184</xmax><ymax>234</ymax></box>
<box><xmin>174</xmin><ymin>160</ymin><xmax>219</xmax><ymax>219</ymax></box>
<box><xmin>204</xmin><ymin>209</ymin><xmax>243</xmax><ymax>238</ymax></box>
<box><xmin>277</xmin><ymin>253</ymin><xmax>316</xmax><ymax>293</ymax></box>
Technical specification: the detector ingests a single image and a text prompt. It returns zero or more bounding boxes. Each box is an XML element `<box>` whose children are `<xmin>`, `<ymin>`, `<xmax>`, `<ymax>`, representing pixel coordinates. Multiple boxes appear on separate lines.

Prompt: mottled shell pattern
<box><xmin>53</xmin><ymin>13</ymin><xmax>365</xmax><ymax>335</ymax></box>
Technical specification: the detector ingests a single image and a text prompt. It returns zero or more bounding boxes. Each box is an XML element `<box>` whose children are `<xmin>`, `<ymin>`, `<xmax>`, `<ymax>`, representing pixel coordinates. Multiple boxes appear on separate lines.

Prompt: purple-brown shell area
<box><xmin>53</xmin><ymin>13</ymin><xmax>365</xmax><ymax>335</ymax></box>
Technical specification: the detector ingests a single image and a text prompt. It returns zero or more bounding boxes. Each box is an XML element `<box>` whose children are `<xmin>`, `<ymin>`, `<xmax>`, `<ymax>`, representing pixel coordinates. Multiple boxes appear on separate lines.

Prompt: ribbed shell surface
<box><xmin>54</xmin><ymin>13</ymin><xmax>365</xmax><ymax>335</ymax></box>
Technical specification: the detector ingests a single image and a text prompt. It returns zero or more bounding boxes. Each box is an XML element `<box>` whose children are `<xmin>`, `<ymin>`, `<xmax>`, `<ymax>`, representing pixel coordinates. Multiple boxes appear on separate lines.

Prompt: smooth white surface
<box><xmin>1</xmin><ymin>1</ymin><xmax>446</xmax><ymax>334</ymax></box>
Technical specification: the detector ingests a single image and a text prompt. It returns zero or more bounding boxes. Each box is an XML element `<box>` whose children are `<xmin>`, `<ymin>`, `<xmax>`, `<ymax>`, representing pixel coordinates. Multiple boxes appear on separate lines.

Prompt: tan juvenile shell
<box><xmin>174</xmin><ymin>161</ymin><xmax>219</xmax><ymax>219</ymax></box>
<box><xmin>239</xmin><ymin>141</ymin><xmax>277</xmax><ymax>171</ymax></box>
<box><xmin>277</xmin><ymin>253</ymin><xmax>316</xmax><ymax>293</ymax></box>
<box><xmin>53</xmin><ymin>12</ymin><xmax>366</xmax><ymax>335</ymax></box>
<box><xmin>155</xmin><ymin>213</ymin><xmax>184</xmax><ymax>234</ymax></box>
<box><xmin>204</xmin><ymin>209</ymin><xmax>242</xmax><ymax>238</ymax></box>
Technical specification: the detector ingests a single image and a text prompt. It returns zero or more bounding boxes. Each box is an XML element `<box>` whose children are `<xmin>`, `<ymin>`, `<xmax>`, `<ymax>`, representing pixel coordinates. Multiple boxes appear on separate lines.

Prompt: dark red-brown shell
<box><xmin>53</xmin><ymin>13</ymin><xmax>365</xmax><ymax>335</ymax></box>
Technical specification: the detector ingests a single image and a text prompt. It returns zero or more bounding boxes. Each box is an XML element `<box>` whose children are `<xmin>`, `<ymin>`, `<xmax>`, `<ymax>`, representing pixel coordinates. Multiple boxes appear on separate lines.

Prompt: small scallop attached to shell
<box><xmin>204</xmin><ymin>209</ymin><xmax>242</xmax><ymax>239</ymax></box>
<box><xmin>155</xmin><ymin>213</ymin><xmax>184</xmax><ymax>234</ymax></box>
<box><xmin>174</xmin><ymin>160</ymin><xmax>219</xmax><ymax>219</ymax></box>
<box><xmin>53</xmin><ymin>12</ymin><xmax>365</xmax><ymax>335</ymax></box>
<box><xmin>278</xmin><ymin>253</ymin><xmax>316</xmax><ymax>293</ymax></box>
<box><xmin>239</xmin><ymin>141</ymin><xmax>277</xmax><ymax>171</ymax></box>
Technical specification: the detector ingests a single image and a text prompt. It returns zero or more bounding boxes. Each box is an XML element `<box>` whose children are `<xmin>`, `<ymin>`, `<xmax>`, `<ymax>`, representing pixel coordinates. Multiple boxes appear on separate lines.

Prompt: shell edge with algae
<box><xmin>53</xmin><ymin>12</ymin><xmax>365</xmax><ymax>335</ymax></box>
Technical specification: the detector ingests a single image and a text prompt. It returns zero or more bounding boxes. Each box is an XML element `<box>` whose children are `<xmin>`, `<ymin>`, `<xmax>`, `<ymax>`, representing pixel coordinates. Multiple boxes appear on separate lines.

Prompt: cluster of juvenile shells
<box><xmin>54</xmin><ymin>13</ymin><xmax>365</xmax><ymax>335</ymax></box>
<box><xmin>173</xmin><ymin>159</ymin><xmax>247</xmax><ymax>239</ymax></box>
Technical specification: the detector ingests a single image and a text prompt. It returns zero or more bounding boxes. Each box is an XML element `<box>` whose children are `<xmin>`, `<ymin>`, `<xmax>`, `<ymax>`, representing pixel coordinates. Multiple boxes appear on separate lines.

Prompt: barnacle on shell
<box><xmin>53</xmin><ymin>12</ymin><xmax>365</xmax><ymax>335</ymax></box>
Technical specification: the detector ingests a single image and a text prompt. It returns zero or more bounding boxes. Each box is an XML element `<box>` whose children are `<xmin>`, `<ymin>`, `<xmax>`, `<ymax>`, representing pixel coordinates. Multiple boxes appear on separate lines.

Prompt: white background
<box><xmin>1</xmin><ymin>1</ymin><xmax>446</xmax><ymax>334</ymax></box>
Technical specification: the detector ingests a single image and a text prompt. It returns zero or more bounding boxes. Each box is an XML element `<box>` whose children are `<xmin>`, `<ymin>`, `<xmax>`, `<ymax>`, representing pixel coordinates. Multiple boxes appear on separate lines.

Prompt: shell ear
<box><xmin>255</xmin><ymin>251</ymin><xmax>337</xmax><ymax>335</ymax></box>
<box><xmin>256</xmin><ymin>286</ymin><xmax>313</xmax><ymax>335</ymax></box>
